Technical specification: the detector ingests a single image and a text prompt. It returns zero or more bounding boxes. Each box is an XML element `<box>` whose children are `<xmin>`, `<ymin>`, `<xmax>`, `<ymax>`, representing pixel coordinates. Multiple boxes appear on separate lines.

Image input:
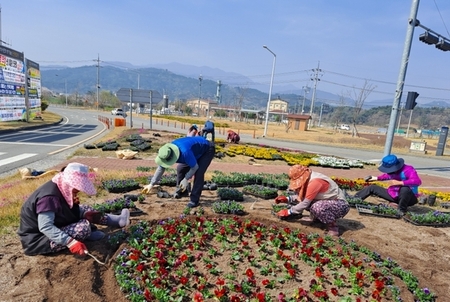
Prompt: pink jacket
<box><xmin>377</xmin><ymin>164</ymin><xmax>422</xmax><ymax>198</ymax></box>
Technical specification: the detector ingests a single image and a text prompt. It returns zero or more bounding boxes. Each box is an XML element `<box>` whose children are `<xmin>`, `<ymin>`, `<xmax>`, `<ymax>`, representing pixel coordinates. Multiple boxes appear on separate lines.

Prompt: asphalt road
<box><xmin>0</xmin><ymin>107</ymin><xmax>108</xmax><ymax>178</ymax></box>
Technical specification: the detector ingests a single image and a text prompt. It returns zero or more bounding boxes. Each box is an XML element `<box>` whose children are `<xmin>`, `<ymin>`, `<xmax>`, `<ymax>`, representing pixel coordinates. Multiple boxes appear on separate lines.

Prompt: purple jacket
<box><xmin>377</xmin><ymin>164</ymin><xmax>422</xmax><ymax>198</ymax></box>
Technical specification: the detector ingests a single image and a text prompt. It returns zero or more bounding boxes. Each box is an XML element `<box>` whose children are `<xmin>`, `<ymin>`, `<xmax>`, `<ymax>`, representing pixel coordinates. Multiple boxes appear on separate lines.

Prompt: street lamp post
<box><xmin>198</xmin><ymin>75</ymin><xmax>203</xmax><ymax>116</ymax></box>
<box><xmin>301</xmin><ymin>86</ymin><xmax>310</xmax><ymax>114</ymax></box>
<box><xmin>263</xmin><ymin>45</ymin><xmax>276</xmax><ymax>137</ymax></box>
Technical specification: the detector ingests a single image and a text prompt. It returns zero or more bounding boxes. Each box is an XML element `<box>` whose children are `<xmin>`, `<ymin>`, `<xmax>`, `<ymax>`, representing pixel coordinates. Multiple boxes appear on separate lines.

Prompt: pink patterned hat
<box><xmin>52</xmin><ymin>163</ymin><xmax>96</xmax><ymax>208</ymax></box>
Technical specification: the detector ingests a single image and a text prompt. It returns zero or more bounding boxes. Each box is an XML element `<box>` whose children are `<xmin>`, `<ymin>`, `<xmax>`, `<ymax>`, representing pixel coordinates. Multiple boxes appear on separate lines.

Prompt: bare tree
<box><xmin>331</xmin><ymin>93</ymin><xmax>347</xmax><ymax>131</ymax></box>
<box><xmin>347</xmin><ymin>80</ymin><xmax>376</xmax><ymax>137</ymax></box>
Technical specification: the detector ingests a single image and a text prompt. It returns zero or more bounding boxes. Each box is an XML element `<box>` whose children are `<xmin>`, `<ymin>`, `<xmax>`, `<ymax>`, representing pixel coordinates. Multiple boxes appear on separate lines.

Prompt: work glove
<box><xmin>275</xmin><ymin>195</ymin><xmax>289</xmax><ymax>204</ymax></box>
<box><xmin>67</xmin><ymin>238</ymin><xmax>88</xmax><ymax>256</ymax></box>
<box><xmin>179</xmin><ymin>178</ymin><xmax>189</xmax><ymax>192</ymax></box>
<box><xmin>277</xmin><ymin>209</ymin><xmax>291</xmax><ymax>217</ymax></box>
<box><xmin>84</xmin><ymin>211</ymin><xmax>102</xmax><ymax>224</ymax></box>
<box><xmin>364</xmin><ymin>175</ymin><xmax>378</xmax><ymax>182</ymax></box>
<box><xmin>141</xmin><ymin>184</ymin><xmax>154</xmax><ymax>194</ymax></box>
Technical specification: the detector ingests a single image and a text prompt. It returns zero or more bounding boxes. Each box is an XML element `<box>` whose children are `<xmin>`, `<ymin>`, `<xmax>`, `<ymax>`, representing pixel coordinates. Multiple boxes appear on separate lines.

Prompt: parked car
<box><xmin>339</xmin><ymin>124</ymin><xmax>350</xmax><ymax>131</ymax></box>
<box><xmin>111</xmin><ymin>108</ymin><xmax>126</xmax><ymax>117</ymax></box>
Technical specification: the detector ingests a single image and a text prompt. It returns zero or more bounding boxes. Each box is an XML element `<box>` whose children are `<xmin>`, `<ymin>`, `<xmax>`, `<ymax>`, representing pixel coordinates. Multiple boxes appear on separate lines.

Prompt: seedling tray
<box><xmin>243</xmin><ymin>191</ymin><xmax>278</xmax><ymax>200</ymax></box>
<box><xmin>356</xmin><ymin>204</ymin><xmax>401</xmax><ymax>219</ymax></box>
<box><xmin>403</xmin><ymin>215</ymin><xmax>450</xmax><ymax>228</ymax></box>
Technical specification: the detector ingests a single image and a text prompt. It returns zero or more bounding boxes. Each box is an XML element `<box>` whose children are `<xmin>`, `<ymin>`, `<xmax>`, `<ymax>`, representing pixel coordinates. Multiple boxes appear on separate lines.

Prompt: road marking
<box><xmin>0</xmin><ymin>153</ymin><xmax>38</xmax><ymax>167</ymax></box>
<box><xmin>0</xmin><ymin>141</ymin><xmax>70</xmax><ymax>147</ymax></box>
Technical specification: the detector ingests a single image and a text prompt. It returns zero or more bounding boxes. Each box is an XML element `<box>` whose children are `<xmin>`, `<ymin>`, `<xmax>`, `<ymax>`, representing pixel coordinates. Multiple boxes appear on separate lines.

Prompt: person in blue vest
<box><xmin>352</xmin><ymin>154</ymin><xmax>422</xmax><ymax>215</ymax></box>
<box><xmin>142</xmin><ymin>136</ymin><xmax>215</xmax><ymax>208</ymax></box>
<box><xmin>200</xmin><ymin>120</ymin><xmax>215</xmax><ymax>142</ymax></box>
<box><xmin>17</xmin><ymin>163</ymin><xmax>130</xmax><ymax>256</ymax></box>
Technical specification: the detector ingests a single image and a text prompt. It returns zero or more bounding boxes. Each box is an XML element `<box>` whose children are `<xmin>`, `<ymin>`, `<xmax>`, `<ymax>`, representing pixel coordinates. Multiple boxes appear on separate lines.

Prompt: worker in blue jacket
<box><xmin>201</xmin><ymin>120</ymin><xmax>215</xmax><ymax>142</ymax></box>
<box><xmin>142</xmin><ymin>136</ymin><xmax>215</xmax><ymax>208</ymax></box>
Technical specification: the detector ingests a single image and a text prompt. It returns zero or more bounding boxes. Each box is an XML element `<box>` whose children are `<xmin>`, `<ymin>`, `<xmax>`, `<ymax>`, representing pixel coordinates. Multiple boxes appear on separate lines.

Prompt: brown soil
<box><xmin>2</xmin><ymin>159</ymin><xmax>450</xmax><ymax>301</ymax></box>
<box><xmin>1</xmin><ymin>127</ymin><xmax>449</xmax><ymax>301</ymax></box>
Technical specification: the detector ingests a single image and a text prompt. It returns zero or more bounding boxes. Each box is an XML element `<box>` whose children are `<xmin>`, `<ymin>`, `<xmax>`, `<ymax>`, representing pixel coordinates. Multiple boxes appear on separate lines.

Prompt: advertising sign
<box><xmin>0</xmin><ymin>45</ymin><xmax>41</xmax><ymax>121</ymax></box>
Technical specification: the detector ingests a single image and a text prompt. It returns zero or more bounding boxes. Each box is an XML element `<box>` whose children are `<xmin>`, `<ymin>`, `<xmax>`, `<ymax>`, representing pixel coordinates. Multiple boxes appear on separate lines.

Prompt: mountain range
<box><xmin>41</xmin><ymin>62</ymin><xmax>450</xmax><ymax>110</ymax></box>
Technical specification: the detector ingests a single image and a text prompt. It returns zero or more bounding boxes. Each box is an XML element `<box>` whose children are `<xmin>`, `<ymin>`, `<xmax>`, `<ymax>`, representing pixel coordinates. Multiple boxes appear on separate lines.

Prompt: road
<box><xmin>0</xmin><ymin>107</ymin><xmax>108</xmax><ymax>178</ymax></box>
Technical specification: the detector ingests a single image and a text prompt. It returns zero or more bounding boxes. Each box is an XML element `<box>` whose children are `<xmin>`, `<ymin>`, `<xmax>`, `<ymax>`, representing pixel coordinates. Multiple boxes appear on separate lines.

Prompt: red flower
<box><xmin>193</xmin><ymin>292</ymin><xmax>204</xmax><ymax>302</ymax></box>
<box><xmin>246</xmin><ymin>268</ymin><xmax>254</xmax><ymax>279</ymax></box>
<box><xmin>256</xmin><ymin>292</ymin><xmax>266</xmax><ymax>302</ymax></box>
<box><xmin>136</xmin><ymin>263</ymin><xmax>145</xmax><ymax>272</ymax></box>
<box><xmin>331</xmin><ymin>287</ymin><xmax>338</xmax><ymax>296</ymax></box>
<box><xmin>230</xmin><ymin>296</ymin><xmax>241</xmax><ymax>302</ymax></box>
<box><xmin>262</xmin><ymin>279</ymin><xmax>270</xmax><ymax>286</ymax></box>
<box><xmin>214</xmin><ymin>287</ymin><xmax>226</xmax><ymax>298</ymax></box>
<box><xmin>372</xmin><ymin>289</ymin><xmax>381</xmax><ymax>301</ymax></box>
<box><xmin>242</xmin><ymin>241</ymin><xmax>249</xmax><ymax>247</ymax></box>
<box><xmin>315</xmin><ymin>267</ymin><xmax>323</xmax><ymax>278</ymax></box>
<box><xmin>287</xmin><ymin>268</ymin><xmax>295</xmax><ymax>277</ymax></box>
<box><xmin>374</xmin><ymin>279</ymin><xmax>385</xmax><ymax>291</ymax></box>
<box><xmin>216</xmin><ymin>277</ymin><xmax>225</xmax><ymax>286</ymax></box>
<box><xmin>296</xmin><ymin>287</ymin><xmax>308</xmax><ymax>297</ymax></box>
<box><xmin>180</xmin><ymin>254</ymin><xmax>188</xmax><ymax>262</ymax></box>
<box><xmin>180</xmin><ymin>276</ymin><xmax>188</xmax><ymax>285</ymax></box>
<box><xmin>341</xmin><ymin>258</ymin><xmax>350</xmax><ymax>267</ymax></box>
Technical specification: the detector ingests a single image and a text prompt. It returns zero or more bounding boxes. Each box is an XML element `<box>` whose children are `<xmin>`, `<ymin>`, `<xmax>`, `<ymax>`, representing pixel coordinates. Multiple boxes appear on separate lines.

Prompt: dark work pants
<box><xmin>176</xmin><ymin>142</ymin><xmax>215</xmax><ymax>204</ymax></box>
<box><xmin>202</xmin><ymin>129</ymin><xmax>215</xmax><ymax>142</ymax></box>
<box><xmin>354</xmin><ymin>184</ymin><xmax>418</xmax><ymax>212</ymax></box>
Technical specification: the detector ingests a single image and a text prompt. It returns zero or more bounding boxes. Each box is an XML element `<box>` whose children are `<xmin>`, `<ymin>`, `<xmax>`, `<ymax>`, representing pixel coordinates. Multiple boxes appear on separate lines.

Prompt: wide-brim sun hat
<box><xmin>155</xmin><ymin>143</ymin><xmax>180</xmax><ymax>168</ymax></box>
<box><xmin>288</xmin><ymin>165</ymin><xmax>312</xmax><ymax>191</ymax></box>
<box><xmin>62</xmin><ymin>163</ymin><xmax>97</xmax><ymax>195</ymax></box>
<box><xmin>378</xmin><ymin>154</ymin><xmax>405</xmax><ymax>173</ymax></box>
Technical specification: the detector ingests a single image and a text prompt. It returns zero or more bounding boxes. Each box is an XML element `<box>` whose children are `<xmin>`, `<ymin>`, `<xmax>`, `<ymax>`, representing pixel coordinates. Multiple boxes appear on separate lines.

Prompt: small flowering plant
<box><xmin>217</xmin><ymin>187</ymin><xmax>244</xmax><ymax>201</ymax></box>
<box><xmin>405</xmin><ymin>211</ymin><xmax>450</xmax><ymax>226</ymax></box>
<box><xmin>113</xmin><ymin>217</ymin><xmax>435</xmax><ymax>301</ymax></box>
<box><xmin>243</xmin><ymin>184</ymin><xmax>278</xmax><ymax>199</ymax></box>
<box><xmin>102</xmin><ymin>178</ymin><xmax>140</xmax><ymax>193</ymax></box>
<box><xmin>92</xmin><ymin>197</ymin><xmax>136</xmax><ymax>213</ymax></box>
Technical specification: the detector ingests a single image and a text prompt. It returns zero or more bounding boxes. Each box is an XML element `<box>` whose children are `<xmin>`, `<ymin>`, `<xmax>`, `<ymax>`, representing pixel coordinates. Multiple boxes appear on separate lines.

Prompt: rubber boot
<box><xmin>86</xmin><ymin>224</ymin><xmax>105</xmax><ymax>241</ymax></box>
<box><xmin>327</xmin><ymin>222</ymin><xmax>339</xmax><ymax>237</ymax></box>
<box><xmin>106</xmin><ymin>209</ymin><xmax>130</xmax><ymax>228</ymax></box>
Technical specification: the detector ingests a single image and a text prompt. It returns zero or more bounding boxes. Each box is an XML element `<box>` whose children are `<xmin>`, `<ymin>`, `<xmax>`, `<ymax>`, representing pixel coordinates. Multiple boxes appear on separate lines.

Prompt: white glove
<box><xmin>141</xmin><ymin>184</ymin><xmax>153</xmax><ymax>194</ymax></box>
<box><xmin>179</xmin><ymin>178</ymin><xmax>189</xmax><ymax>192</ymax></box>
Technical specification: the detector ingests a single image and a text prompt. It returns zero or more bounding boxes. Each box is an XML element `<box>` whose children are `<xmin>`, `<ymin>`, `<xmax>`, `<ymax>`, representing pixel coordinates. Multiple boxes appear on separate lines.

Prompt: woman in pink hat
<box><xmin>275</xmin><ymin>165</ymin><xmax>349</xmax><ymax>236</ymax></box>
<box><xmin>18</xmin><ymin>163</ymin><xmax>130</xmax><ymax>256</ymax></box>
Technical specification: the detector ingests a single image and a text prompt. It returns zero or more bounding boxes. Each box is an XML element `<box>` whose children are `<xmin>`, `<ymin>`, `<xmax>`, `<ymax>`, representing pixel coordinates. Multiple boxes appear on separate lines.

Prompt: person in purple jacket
<box><xmin>353</xmin><ymin>154</ymin><xmax>422</xmax><ymax>215</ymax></box>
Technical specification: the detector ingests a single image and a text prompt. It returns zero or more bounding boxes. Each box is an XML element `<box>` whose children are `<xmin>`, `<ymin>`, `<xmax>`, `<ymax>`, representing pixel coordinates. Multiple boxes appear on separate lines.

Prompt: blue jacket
<box><xmin>172</xmin><ymin>136</ymin><xmax>212</xmax><ymax>168</ymax></box>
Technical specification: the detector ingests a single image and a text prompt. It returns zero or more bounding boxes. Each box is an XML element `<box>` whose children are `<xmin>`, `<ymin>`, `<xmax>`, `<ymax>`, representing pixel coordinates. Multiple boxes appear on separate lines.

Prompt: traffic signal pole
<box><xmin>384</xmin><ymin>0</ymin><xmax>420</xmax><ymax>156</ymax></box>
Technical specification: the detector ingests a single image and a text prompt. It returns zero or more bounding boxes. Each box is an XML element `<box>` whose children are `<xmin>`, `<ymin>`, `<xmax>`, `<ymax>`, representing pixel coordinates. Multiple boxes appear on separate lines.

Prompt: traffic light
<box><xmin>436</xmin><ymin>39</ymin><xmax>450</xmax><ymax>51</ymax></box>
<box><xmin>405</xmin><ymin>91</ymin><xmax>419</xmax><ymax>110</ymax></box>
<box><xmin>419</xmin><ymin>32</ymin><xmax>439</xmax><ymax>45</ymax></box>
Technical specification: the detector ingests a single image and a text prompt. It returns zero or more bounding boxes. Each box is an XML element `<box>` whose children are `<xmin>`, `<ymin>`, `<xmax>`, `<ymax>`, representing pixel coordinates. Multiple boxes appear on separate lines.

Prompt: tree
<box><xmin>347</xmin><ymin>80</ymin><xmax>376</xmax><ymax>137</ymax></box>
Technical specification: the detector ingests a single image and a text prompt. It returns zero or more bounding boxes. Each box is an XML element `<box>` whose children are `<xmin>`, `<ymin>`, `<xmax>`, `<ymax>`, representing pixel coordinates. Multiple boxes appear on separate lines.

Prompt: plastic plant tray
<box><xmin>403</xmin><ymin>215</ymin><xmax>450</xmax><ymax>228</ymax></box>
<box><xmin>356</xmin><ymin>204</ymin><xmax>401</xmax><ymax>219</ymax></box>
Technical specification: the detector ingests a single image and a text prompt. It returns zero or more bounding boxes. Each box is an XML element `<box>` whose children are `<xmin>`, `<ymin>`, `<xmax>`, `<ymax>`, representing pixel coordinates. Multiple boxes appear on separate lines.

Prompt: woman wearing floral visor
<box><xmin>18</xmin><ymin>162</ymin><xmax>130</xmax><ymax>256</ymax></box>
<box><xmin>275</xmin><ymin>165</ymin><xmax>349</xmax><ymax>236</ymax></box>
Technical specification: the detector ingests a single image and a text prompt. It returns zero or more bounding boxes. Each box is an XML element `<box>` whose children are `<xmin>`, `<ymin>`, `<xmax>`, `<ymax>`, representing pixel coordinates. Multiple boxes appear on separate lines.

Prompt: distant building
<box><xmin>269</xmin><ymin>96</ymin><xmax>288</xmax><ymax>113</ymax></box>
<box><xmin>186</xmin><ymin>99</ymin><xmax>218</xmax><ymax>117</ymax></box>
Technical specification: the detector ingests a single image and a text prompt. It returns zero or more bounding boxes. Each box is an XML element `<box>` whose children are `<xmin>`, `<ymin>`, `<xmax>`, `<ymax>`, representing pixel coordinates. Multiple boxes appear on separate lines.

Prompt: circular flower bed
<box><xmin>114</xmin><ymin>216</ymin><xmax>435</xmax><ymax>301</ymax></box>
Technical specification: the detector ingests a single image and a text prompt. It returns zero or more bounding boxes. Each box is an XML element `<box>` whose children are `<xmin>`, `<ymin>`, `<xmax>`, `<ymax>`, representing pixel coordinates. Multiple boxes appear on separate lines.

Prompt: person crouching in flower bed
<box><xmin>17</xmin><ymin>163</ymin><xmax>130</xmax><ymax>256</ymax></box>
<box><xmin>275</xmin><ymin>165</ymin><xmax>349</xmax><ymax>236</ymax></box>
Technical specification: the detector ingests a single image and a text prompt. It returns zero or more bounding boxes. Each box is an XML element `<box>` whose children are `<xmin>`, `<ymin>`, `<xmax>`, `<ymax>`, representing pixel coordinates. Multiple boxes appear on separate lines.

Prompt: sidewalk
<box><xmin>53</xmin><ymin>156</ymin><xmax>450</xmax><ymax>193</ymax></box>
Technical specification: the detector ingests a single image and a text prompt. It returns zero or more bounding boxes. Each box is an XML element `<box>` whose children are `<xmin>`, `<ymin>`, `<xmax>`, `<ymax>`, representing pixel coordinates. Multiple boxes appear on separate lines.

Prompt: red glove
<box><xmin>277</xmin><ymin>209</ymin><xmax>291</xmax><ymax>217</ymax></box>
<box><xmin>67</xmin><ymin>239</ymin><xmax>88</xmax><ymax>256</ymax></box>
<box><xmin>84</xmin><ymin>211</ymin><xmax>103</xmax><ymax>223</ymax></box>
<box><xmin>275</xmin><ymin>195</ymin><xmax>289</xmax><ymax>204</ymax></box>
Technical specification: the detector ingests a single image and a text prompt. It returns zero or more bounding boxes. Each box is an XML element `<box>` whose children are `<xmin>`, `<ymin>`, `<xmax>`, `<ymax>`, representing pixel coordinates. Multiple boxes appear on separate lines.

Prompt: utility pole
<box><xmin>384</xmin><ymin>0</ymin><xmax>419</xmax><ymax>156</ymax></box>
<box><xmin>308</xmin><ymin>61</ymin><xmax>321</xmax><ymax>129</ymax></box>
<box><xmin>198</xmin><ymin>75</ymin><xmax>203</xmax><ymax>116</ymax></box>
<box><xmin>301</xmin><ymin>85</ymin><xmax>309</xmax><ymax>114</ymax></box>
<box><xmin>96</xmin><ymin>54</ymin><xmax>100</xmax><ymax>111</ymax></box>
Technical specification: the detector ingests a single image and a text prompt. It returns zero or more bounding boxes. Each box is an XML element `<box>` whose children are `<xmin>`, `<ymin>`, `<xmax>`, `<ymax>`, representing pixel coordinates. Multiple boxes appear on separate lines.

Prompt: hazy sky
<box><xmin>2</xmin><ymin>0</ymin><xmax>450</xmax><ymax>103</ymax></box>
